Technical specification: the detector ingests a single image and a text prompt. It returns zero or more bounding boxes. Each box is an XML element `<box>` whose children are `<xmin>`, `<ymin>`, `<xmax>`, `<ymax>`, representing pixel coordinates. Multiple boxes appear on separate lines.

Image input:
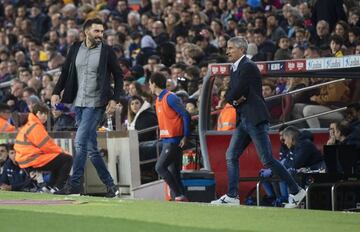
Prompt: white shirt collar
<box><xmin>232</xmin><ymin>55</ymin><xmax>245</xmax><ymax>72</ymax></box>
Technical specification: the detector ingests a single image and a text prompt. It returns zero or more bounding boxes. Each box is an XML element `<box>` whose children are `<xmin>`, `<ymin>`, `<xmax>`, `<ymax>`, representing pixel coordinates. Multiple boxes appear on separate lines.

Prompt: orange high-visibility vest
<box><xmin>155</xmin><ymin>91</ymin><xmax>183</xmax><ymax>138</ymax></box>
<box><xmin>217</xmin><ymin>103</ymin><xmax>236</xmax><ymax>131</ymax></box>
<box><xmin>14</xmin><ymin>113</ymin><xmax>66</xmax><ymax>168</ymax></box>
<box><xmin>0</xmin><ymin>117</ymin><xmax>15</xmax><ymax>133</ymax></box>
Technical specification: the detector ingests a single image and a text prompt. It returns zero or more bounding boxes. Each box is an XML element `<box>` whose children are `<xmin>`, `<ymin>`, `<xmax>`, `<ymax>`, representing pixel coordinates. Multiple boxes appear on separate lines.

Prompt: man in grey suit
<box><xmin>211</xmin><ymin>36</ymin><xmax>305</xmax><ymax>208</ymax></box>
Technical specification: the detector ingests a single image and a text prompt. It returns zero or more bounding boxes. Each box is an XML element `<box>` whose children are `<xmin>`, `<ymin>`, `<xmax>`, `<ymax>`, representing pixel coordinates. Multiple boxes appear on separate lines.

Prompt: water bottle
<box><xmin>107</xmin><ymin>116</ymin><xmax>113</xmax><ymax>131</ymax></box>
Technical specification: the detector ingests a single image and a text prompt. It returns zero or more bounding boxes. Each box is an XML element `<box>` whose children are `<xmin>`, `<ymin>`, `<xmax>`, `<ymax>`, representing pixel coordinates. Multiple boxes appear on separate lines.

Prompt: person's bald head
<box><xmin>152</xmin><ymin>21</ymin><xmax>164</xmax><ymax>36</ymax></box>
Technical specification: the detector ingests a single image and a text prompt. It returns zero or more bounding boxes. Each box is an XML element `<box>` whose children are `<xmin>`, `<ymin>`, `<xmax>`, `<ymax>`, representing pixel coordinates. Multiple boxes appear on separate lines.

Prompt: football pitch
<box><xmin>0</xmin><ymin>191</ymin><xmax>359</xmax><ymax>232</ymax></box>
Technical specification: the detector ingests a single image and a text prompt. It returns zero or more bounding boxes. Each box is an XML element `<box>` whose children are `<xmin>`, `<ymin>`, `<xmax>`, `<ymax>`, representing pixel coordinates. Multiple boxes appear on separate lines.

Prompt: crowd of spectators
<box><xmin>1</xmin><ymin>0</ymin><xmax>360</xmax><ymax>197</ymax></box>
<box><xmin>0</xmin><ymin>0</ymin><xmax>359</xmax><ymax>131</ymax></box>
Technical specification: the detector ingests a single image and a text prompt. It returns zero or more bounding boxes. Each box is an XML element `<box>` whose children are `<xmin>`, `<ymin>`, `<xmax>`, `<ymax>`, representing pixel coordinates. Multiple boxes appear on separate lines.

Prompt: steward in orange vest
<box><xmin>156</xmin><ymin>91</ymin><xmax>184</xmax><ymax>138</ymax></box>
<box><xmin>14</xmin><ymin>103</ymin><xmax>72</xmax><ymax>190</ymax></box>
<box><xmin>150</xmin><ymin>72</ymin><xmax>190</xmax><ymax>202</ymax></box>
<box><xmin>217</xmin><ymin>103</ymin><xmax>236</xmax><ymax>131</ymax></box>
<box><xmin>0</xmin><ymin>104</ymin><xmax>16</xmax><ymax>133</ymax></box>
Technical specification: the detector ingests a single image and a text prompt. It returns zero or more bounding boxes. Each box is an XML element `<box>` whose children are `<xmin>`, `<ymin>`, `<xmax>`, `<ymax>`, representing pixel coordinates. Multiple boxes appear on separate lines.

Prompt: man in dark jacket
<box><xmin>282</xmin><ymin>127</ymin><xmax>324</xmax><ymax>171</ymax></box>
<box><xmin>211</xmin><ymin>36</ymin><xmax>305</xmax><ymax>208</ymax></box>
<box><xmin>261</xmin><ymin>127</ymin><xmax>323</xmax><ymax>206</ymax></box>
<box><xmin>151</xmin><ymin>21</ymin><xmax>169</xmax><ymax>47</ymax></box>
<box><xmin>253</xmin><ymin>28</ymin><xmax>276</xmax><ymax>61</ymax></box>
<box><xmin>30</xmin><ymin>4</ymin><xmax>51</xmax><ymax>41</ymax></box>
<box><xmin>171</xmin><ymin>11</ymin><xmax>192</xmax><ymax>42</ymax></box>
<box><xmin>0</xmin><ymin>144</ymin><xmax>35</xmax><ymax>192</ymax></box>
<box><xmin>51</xmin><ymin>18</ymin><xmax>124</xmax><ymax>197</ymax></box>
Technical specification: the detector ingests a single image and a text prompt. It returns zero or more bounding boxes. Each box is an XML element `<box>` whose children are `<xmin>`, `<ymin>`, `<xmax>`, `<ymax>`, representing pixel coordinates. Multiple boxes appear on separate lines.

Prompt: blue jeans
<box><xmin>71</xmin><ymin>107</ymin><xmax>114</xmax><ymax>187</ymax></box>
<box><xmin>262</xmin><ymin>180</ymin><xmax>289</xmax><ymax>199</ymax></box>
<box><xmin>226</xmin><ymin>116</ymin><xmax>299</xmax><ymax>197</ymax></box>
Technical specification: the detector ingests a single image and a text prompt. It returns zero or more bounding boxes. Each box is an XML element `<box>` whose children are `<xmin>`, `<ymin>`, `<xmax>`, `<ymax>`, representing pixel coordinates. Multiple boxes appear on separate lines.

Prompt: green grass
<box><xmin>0</xmin><ymin>192</ymin><xmax>359</xmax><ymax>232</ymax></box>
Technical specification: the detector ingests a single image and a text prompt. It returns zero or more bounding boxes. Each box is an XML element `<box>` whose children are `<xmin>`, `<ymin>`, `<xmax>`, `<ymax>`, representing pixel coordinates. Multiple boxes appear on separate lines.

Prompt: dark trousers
<box><xmin>37</xmin><ymin>153</ymin><xmax>73</xmax><ymax>189</ymax></box>
<box><xmin>155</xmin><ymin>143</ymin><xmax>184</xmax><ymax>198</ymax></box>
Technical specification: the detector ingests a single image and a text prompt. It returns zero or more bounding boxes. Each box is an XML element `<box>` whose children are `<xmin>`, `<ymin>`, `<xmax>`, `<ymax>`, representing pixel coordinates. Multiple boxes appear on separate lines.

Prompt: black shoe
<box><xmin>54</xmin><ymin>184</ymin><xmax>81</xmax><ymax>195</ymax></box>
<box><xmin>105</xmin><ymin>185</ymin><xmax>119</xmax><ymax>198</ymax></box>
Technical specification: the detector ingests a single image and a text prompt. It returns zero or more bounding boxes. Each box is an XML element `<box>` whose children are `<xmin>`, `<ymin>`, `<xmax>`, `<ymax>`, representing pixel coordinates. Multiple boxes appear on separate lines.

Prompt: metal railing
<box><xmin>270</xmin><ymin>107</ymin><xmax>347</xmax><ymax>129</ymax></box>
<box><xmin>136</xmin><ymin>126</ymin><xmax>160</xmax><ymax>166</ymax></box>
<box><xmin>203</xmin><ymin>77</ymin><xmax>349</xmax><ymax>130</ymax></box>
<box><xmin>265</xmin><ymin>78</ymin><xmax>346</xmax><ymax>101</ymax></box>
<box><xmin>263</xmin><ymin>78</ymin><xmax>348</xmax><ymax>129</ymax></box>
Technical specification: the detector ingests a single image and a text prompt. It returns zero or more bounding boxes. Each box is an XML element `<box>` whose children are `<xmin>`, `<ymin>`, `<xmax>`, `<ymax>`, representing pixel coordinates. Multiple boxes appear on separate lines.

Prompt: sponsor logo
<box><xmin>267</xmin><ymin>62</ymin><xmax>285</xmax><ymax>72</ymax></box>
<box><xmin>306</xmin><ymin>59</ymin><xmax>324</xmax><ymax>70</ymax></box>
<box><xmin>211</xmin><ymin>66</ymin><xmax>219</xmax><ymax>75</ymax></box>
<box><xmin>219</xmin><ymin>65</ymin><xmax>228</xmax><ymax>74</ymax></box>
<box><xmin>285</xmin><ymin>60</ymin><xmax>306</xmax><ymax>72</ymax></box>
<box><xmin>210</xmin><ymin>65</ymin><xmax>230</xmax><ymax>75</ymax></box>
<box><xmin>257</xmin><ymin>63</ymin><xmax>267</xmax><ymax>74</ymax></box>
<box><xmin>324</xmin><ymin>57</ymin><xmax>342</xmax><ymax>69</ymax></box>
<box><xmin>344</xmin><ymin>56</ymin><xmax>360</xmax><ymax>68</ymax></box>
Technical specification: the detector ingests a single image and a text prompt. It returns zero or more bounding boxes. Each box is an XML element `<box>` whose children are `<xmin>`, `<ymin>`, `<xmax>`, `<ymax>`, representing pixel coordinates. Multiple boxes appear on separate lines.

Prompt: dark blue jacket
<box><xmin>283</xmin><ymin>135</ymin><xmax>323</xmax><ymax>170</ymax></box>
<box><xmin>225</xmin><ymin>56</ymin><xmax>271</xmax><ymax>126</ymax></box>
<box><xmin>0</xmin><ymin>160</ymin><xmax>34</xmax><ymax>191</ymax></box>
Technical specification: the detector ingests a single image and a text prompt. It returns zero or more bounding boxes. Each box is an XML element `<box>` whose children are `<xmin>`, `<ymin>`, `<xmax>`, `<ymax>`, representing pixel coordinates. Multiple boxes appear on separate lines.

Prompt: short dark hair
<box><xmin>150</xmin><ymin>72</ymin><xmax>167</xmax><ymax>89</ymax></box>
<box><xmin>185</xmin><ymin>66</ymin><xmax>200</xmax><ymax>78</ymax></box>
<box><xmin>83</xmin><ymin>18</ymin><xmax>104</xmax><ymax>31</ymax></box>
<box><xmin>349</xmin><ymin>26</ymin><xmax>360</xmax><ymax>36</ymax></box>
<box><xmin>337</xmin><ymin>121</ymin><xmax>352</xmax><ymax>137</ymax></box>
<box><xmin>262</xmin><ymin>81</ymin><xmax>275</xmax><ymax>91</ymax></box>
<box><xmin>0</xmin><ymin>143</ymin><xmax>9</xmax><ymax>150</ymax></box>
<box><xmin>171</xmin><ymin>62</ymin><xmax>187</xmax><ymax>71</ymax></box>
<box><xmin>32</xmin><ymin>103</ymin><xmax>49</xmax><ymax>115</ymax></box>
<box><xmin>330</xmin><ymin>34</ymin><xmax>344</xmax><ymax>46</ymax></box>
<box><xmin>354</xmin><ymin>39</ymin><xmax>360</xmax><ymax>47</ymax></box>
<box><xmin>0</xmin><ymin>104</ymin><xmax>11</xmax><ymax>113</ymax></box>
<box><xmin>23</xmin><ymin>87</ymin><xmax>36</xmax><ymax>95</ymax></box>
<box><xmin>148</xmin><ymin>55</ymin><xmax>161</xmax><ymax>63</ymax></box>
<box><xmin>254</xmin><ymin>28</ymin><xmax>266</xmax><ymax>36</ymax></box>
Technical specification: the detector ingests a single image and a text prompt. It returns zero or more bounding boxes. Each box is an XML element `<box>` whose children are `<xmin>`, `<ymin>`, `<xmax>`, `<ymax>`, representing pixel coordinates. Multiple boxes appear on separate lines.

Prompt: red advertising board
<box><xmin>285</xmin><ymin>60</ymin><xmax>306</xmax><ymax>72</ymax></box>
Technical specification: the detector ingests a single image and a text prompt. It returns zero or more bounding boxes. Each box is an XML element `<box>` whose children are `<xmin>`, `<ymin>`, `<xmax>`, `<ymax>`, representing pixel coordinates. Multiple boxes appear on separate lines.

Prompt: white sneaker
<box><xmin>50</xmin><ymin>187</ymin><xmax>59</xmax><ymax>194</ymax></box>
<box><xmin>284</xmin><ymin>188</ymin><xmax>306</xmax><ymax>208</ymax></box>
<box><xmin>211</xmin><ymin>194</ymin><xmax>240</xmax><ymax>205</ymax></box>
<box><xmin>40</xmin><ymin>186</ymin><xmax>59</xmax><ymax>194</ymax></box>
<box><xmin>40</xmin><ymin>186</ymin><xmax>51</xmax><ymax>194</ymax></box>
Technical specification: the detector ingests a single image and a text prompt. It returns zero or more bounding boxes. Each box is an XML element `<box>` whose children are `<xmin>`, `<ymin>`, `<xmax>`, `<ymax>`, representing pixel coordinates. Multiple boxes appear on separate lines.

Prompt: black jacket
<box><xmin>128</xmin><ymin>101</ymin><xmax>158</xmax><ymax>142</ymax></box>
<box><xmin>226</xmin><ymin>56</ymin><xmax>271</xmax><ymax>126</ymax></box>
<box><xmin>135</xmin><ymin>109</ymin><xmax>158</xmax><ymax>142</ymax></box>
<box><xmin>53</xmin><ymin>42</ymin><xmax>124</xmax><ymax>106</ymax></box>
<box><xmin>31</xmin><ymin>13</ymin><xmax>51</xmax><ymax>40</ymax></box>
